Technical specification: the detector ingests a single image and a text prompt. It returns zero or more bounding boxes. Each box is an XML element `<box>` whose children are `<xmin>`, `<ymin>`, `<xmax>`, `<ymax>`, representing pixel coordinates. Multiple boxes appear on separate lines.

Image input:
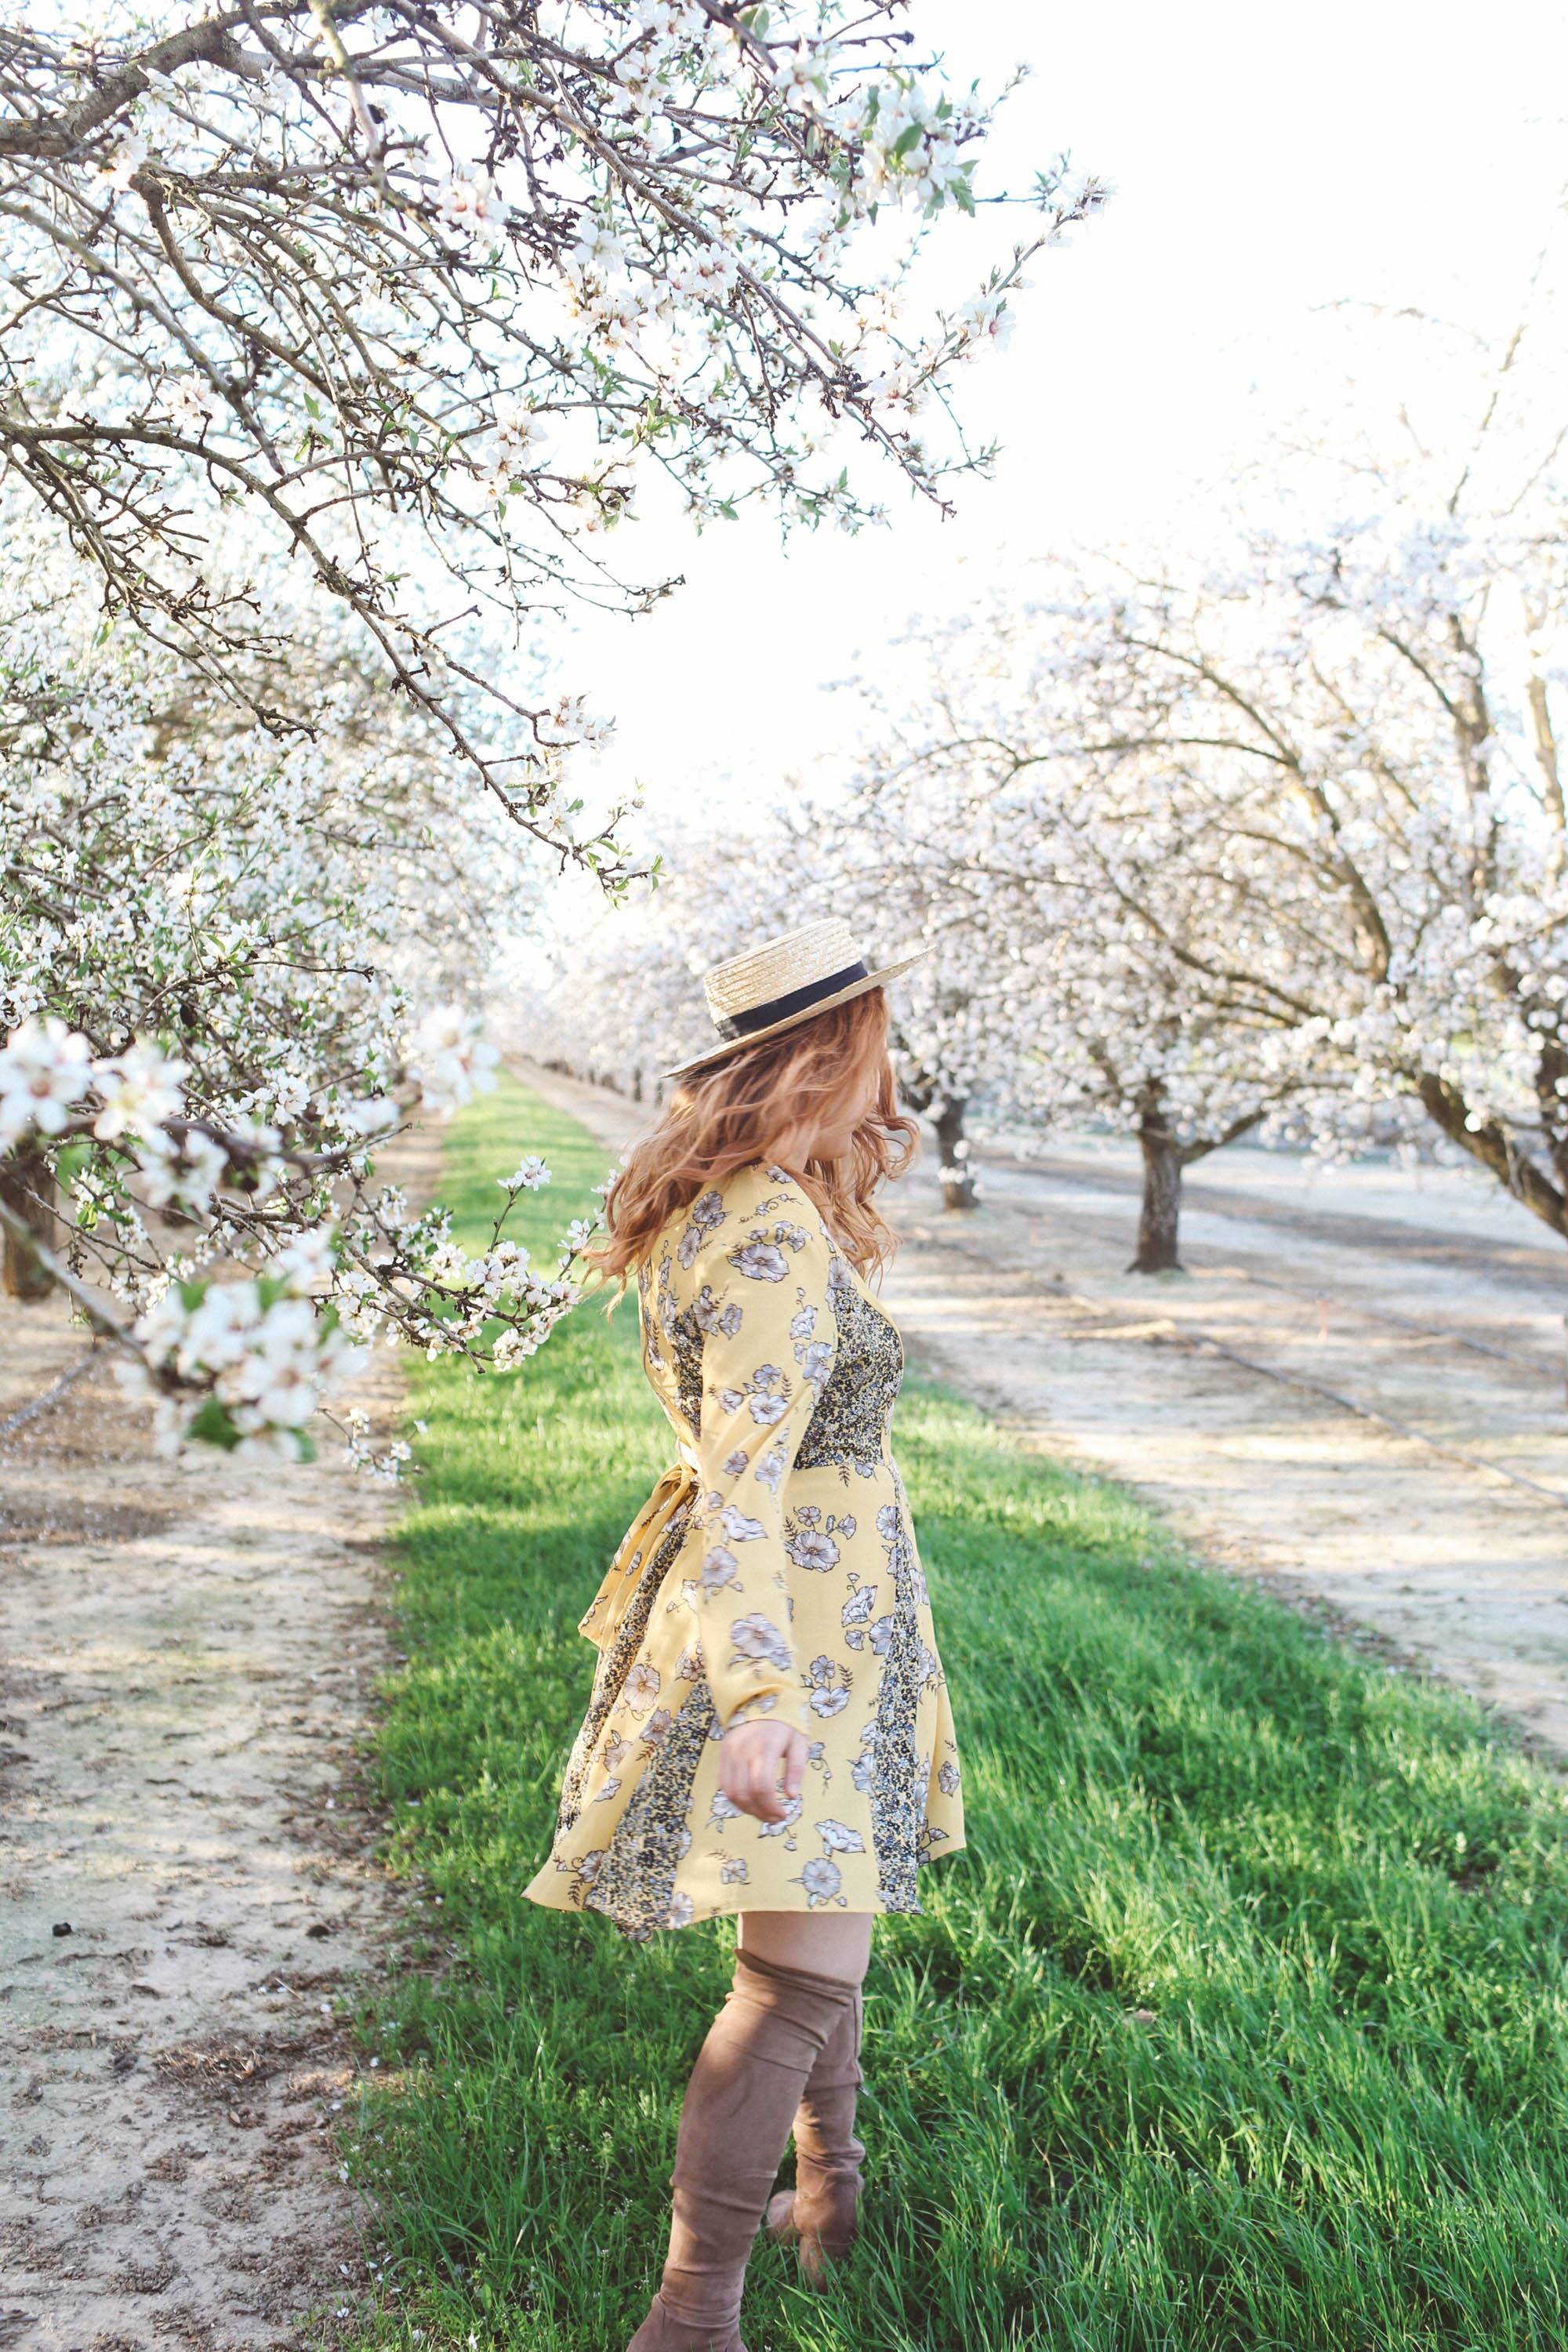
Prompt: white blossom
<box><xmin>91</xmin><ymin>1041</ymin><xmax>190</xmax><ymax>1142</ymax></box>
<box><xmin>407</xmin><ymin>1007</ymin><xmax>503</xmax><ymax>1117</ymax></box>
<box><xmin>0</xmin><ymin>1016</ymin><xmax>93</xmax><ymax>1145</ymax></box>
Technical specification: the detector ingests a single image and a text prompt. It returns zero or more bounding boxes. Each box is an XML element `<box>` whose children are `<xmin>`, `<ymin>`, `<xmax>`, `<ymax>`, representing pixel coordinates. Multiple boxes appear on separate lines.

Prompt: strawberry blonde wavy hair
<box><xmin>586</xmin><ymin>986</ymin><xmax>920</xmax><ymax>1293</ymax></box>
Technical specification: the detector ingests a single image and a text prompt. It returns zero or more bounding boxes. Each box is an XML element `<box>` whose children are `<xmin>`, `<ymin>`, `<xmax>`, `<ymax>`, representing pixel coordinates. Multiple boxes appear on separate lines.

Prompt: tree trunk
<box><xmin>933</xmin><ymin>1098</ymin><xmax>977</xmax><ymax>1211</ymax></box>
<box><xmin>1127</xmin><ymin>1115</ymin><xmax>1183</xmax><ymax>1273</ymax></box>
<box><xmin>2</xmin><ymin>1147</ymin><xmax>57</xmax><ymax>1301</ymax></box>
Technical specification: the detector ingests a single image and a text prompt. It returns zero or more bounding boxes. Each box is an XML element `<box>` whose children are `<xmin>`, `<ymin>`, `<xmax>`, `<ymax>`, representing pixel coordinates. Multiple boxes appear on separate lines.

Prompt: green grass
<box><xmin>332</xmin><ymin>1073</ymin><xmax>1568</xmax><ymax>2351</ymax></box>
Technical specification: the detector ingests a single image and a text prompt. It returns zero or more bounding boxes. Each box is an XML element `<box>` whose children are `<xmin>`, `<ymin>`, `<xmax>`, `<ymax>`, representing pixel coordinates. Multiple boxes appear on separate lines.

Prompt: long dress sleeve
<box><xmin>681</xmin><ymin>1181</ymin><xmax>840</xmax><ymax>1737</ymax></box>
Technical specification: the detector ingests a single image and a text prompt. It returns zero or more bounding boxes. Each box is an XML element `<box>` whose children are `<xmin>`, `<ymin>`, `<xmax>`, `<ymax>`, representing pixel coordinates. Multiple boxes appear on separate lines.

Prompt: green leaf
<box><xmin>187</xmin><ymin>1395</ymin><xmax>242</xmax><ymax>1451</ymax></box>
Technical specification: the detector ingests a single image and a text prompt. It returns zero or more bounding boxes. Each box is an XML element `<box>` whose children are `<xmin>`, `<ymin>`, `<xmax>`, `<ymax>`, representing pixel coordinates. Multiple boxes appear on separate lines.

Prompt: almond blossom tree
<box><xmin>827</xmin><ymin>622</ymin><xmax>1313</xmax><ymax>1266</ymax></box>
<box><xmin>0</xmin><ymin>0</ymin><xmax>1105</xmax><ymax>871</ymax></box>
<box><xmin>1</xmin><ymin>534</ymin><xmax>583</xmax><ymax>1459</ymax></box>
<box><xmin>1026</xmin><ymin>503</ymin><xmax>1568</xmax><ymax>1247</ymax></box>
<box><xmin>879</xmin><ymin>964</ymin><xmax>990</xmax><ymax>1211</ymax></box>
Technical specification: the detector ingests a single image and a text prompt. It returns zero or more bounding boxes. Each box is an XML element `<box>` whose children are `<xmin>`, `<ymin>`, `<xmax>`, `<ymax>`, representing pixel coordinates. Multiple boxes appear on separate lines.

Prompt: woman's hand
<box><xmin>720</xmin><ymin>1719</ymin><xmax>807</xmax><ymax>1823</ymax></box>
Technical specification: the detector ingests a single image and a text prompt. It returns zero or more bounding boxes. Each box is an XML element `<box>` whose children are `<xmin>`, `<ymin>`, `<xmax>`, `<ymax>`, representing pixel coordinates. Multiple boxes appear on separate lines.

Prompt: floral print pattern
<box><xmin>794</xmin><ymin>1266</ymin><xmax>906</xmax><ymax>1479</ymax></box>
<box><xmin>524</xmin><ymin>1160</ymin><xmax>965</xmax><ymax>1938</ymax></box>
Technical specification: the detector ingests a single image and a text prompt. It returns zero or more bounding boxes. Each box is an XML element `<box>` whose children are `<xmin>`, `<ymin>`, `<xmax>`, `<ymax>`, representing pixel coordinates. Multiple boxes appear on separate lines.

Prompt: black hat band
<box><xmin>712</xmin><ymin>960</ymin><xmax>870</xmax><ymax>1041</ymax></box>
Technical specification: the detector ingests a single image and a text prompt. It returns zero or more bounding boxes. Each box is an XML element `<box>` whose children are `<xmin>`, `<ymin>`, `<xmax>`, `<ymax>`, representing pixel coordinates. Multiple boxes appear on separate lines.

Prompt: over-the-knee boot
<box><xmin>764</xmin><ymin>1981</ymin><xmax>866</xmax><ymax>2285</ymax></box>
<box><xmin>626</xmin><ymin>1945</ymin><xmax>859</xmax><ymax>2352</ymax></box>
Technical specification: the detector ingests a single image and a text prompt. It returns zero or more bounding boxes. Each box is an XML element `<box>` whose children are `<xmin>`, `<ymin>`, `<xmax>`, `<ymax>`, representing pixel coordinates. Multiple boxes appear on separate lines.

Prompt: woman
<box><xmin>524</xmin><ymin>916</ymin><xmax>966</xmax><ymax>2352</ymax></box>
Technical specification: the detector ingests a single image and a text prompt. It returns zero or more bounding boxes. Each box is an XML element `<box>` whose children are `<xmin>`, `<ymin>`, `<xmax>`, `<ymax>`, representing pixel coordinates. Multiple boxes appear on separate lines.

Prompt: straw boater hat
<box><xmin>662</xmin><ymin>916</ymin><xmax>927</xmax><ymax>1080</ymax></box>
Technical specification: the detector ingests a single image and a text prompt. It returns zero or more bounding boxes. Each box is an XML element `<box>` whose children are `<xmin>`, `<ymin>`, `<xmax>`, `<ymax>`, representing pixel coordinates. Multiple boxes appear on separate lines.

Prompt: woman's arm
<box><xmin>683</xmin><ymin>1181</ymin><xmax>839</xmax><ymax>1759</ymax></box>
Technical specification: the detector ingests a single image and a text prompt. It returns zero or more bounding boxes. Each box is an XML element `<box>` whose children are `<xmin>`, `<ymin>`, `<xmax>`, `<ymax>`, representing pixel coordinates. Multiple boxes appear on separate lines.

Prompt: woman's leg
<box><xmin>742</xmin><ymin>1913</ymin><xmax>872</xmax><ymax>2283</ymax></box>
<box><xmin>736</xmin><ymin>1907</ymin><xmax>873</xmax><ymax>1983</ymax></box>
<box><xmin>627</xmin><ymin>1913</ymin><xmax>869</xmax><ymax>2351</ymax></box>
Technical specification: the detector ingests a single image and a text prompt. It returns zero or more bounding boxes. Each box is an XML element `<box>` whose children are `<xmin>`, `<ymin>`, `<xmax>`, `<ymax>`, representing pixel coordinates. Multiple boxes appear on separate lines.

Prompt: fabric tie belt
<box><xmin>577</xmin><ymin>1450</ymin><xmax>702</xmax><ymax>1655</ymax></box>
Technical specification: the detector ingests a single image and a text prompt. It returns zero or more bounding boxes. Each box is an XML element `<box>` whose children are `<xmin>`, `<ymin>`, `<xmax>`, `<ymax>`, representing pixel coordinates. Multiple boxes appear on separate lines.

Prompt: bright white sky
<box><xmin>548</xmin><ymin>0</ymin><xmax>1567</xmax><ymax>844</ymax></box>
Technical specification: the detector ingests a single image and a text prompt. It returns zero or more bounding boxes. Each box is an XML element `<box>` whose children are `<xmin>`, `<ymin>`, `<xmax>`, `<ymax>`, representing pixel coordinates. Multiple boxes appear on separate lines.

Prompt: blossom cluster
<box><xmin>122</xmin><ymin>1237</ymin><xmax>368</xmax><ymax>1465</ymax></box>
<box><xmin>0</xmin><ymin>994</ymin><xmax>588</xmax><ymax>1460</ymax></box>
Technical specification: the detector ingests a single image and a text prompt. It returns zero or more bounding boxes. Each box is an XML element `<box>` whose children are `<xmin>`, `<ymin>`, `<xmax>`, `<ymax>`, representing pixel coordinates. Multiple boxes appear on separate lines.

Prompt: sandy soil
<box><xmin>0</xmin><ymin>1127</ymin><xmax>443</xmax><ymax>2352</ymax></box>
<box><xmin>514</xmin><ymin>1061</ymin><xmax>1568</xmax><ymax>1773</ymax></box>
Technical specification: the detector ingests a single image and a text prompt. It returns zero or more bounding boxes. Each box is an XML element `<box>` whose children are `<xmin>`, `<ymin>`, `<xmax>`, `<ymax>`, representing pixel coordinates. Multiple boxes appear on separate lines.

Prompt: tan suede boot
<box><xmin>764</xmin><ymin>1982</ymin><xmax>866</xmax><ymax>2285</ymax></box>
<box><xmin>625</xmin><ymin>1946</ymin><xmax>859</xmax><ymax>2352</ymax></box>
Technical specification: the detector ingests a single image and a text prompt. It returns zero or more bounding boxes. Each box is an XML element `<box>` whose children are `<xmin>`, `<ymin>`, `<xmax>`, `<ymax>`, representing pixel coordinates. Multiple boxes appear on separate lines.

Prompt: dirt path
<box><xmin>0</xmin><ymin>1130</ymin><xmax>441</xmax><ymax>2352</ymax></box>
<box><xmin>512</xmin><ymin>1062</ymin><xmax>1568</xmax><ymax>1773</ymax></box>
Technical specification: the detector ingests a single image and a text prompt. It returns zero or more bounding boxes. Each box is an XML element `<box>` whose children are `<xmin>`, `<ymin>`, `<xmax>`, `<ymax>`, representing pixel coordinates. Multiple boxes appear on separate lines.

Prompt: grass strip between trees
<box><xmin>339</xmin><ymin>1074</ymin><xmax>1568</xmax><ymax>2352</ymax></box>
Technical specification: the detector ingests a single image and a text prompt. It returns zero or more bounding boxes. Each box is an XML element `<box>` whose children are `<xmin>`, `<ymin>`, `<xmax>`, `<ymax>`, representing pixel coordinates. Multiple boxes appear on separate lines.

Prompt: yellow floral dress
<box><xmin>524</xmin><ymin>1160</ymin><xmax>965</xmax><ymax>1939</ymax></box>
